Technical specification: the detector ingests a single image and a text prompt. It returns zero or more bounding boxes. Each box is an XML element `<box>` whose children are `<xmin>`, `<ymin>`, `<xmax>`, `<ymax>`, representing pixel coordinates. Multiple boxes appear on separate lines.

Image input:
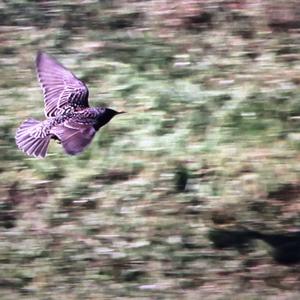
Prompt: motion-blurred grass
<box><xmin>0</xmin><ymin>1</ymin><xmax>300</xmax><ymax>299</ymax></box>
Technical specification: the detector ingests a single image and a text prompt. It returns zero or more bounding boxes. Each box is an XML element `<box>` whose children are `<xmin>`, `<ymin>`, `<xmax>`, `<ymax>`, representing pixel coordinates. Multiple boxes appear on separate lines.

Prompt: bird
<box><xmin>15</xmin><ymin>51</ymin><xmax>124</xmax><ymax>158</ymax></box>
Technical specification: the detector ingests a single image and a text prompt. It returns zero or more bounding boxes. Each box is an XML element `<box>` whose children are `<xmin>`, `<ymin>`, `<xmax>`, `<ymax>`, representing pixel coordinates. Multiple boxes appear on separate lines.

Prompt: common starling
<box><xmin>15</xmin><ymin>51</ymin><xmax>124</xmax><ymax>158</ymax></box>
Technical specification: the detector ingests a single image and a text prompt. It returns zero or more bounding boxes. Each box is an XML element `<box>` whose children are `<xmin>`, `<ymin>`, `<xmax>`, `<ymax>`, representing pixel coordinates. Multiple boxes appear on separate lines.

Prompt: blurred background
<box><xmin>1</xmin><ymin>0</ymin><xmax>300</xmax><ymax>299</ymax></box>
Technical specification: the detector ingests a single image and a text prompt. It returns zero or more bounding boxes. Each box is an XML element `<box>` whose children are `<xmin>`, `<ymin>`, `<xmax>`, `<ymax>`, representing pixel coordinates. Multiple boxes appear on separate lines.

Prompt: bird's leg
<box><xmin>52</xmin><ymin>135</ymin><xmax>61</xmax><ymax>144</ymax></box>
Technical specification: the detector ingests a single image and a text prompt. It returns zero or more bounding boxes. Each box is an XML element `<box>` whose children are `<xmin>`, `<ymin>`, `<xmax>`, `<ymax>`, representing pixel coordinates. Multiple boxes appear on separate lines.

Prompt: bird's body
<box><xmin>15</xmin><ymin>52</ymin><xmax>123</xmax><ymax>158</ymax></box>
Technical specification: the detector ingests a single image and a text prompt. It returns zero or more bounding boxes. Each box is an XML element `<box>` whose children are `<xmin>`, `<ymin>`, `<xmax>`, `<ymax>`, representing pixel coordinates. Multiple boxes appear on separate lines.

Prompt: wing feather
<box><xmin>50</xmin><ymin>120</ymin><xmax>96</xmax><ymax>155</ymax></box>
<box><xmin>36</xmin><ymin>51</ymin><xmax>89</xmax><ymax>118</ymax></box>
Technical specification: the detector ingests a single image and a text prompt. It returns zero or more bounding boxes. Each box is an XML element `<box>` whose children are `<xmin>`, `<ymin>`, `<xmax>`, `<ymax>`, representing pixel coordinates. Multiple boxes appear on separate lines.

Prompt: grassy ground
<box><xmin>0</xmin><ymin>1</ymin><xmax>300</xmax><ymax>299</ymax></box>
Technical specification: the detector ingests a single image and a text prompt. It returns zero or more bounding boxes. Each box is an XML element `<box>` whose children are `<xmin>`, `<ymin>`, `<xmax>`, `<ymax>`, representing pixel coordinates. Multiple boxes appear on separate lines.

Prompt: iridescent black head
<box><xmin>94</xmin><ymin>108</ymin><xmax>125</xmax><ymax>131</ymax></box>
<box><xmin>105</xmin><ymin>108</ymin><xmax>125</xmax><ymax>116</ymax></box>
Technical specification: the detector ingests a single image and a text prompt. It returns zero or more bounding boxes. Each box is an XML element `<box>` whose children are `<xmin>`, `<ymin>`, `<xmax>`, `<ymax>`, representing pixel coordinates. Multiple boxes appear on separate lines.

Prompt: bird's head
<box><xmin>105</xmin><ymin>108</ymin><xmax>126</xmax><ymax>118</ymax></box>
<box><xmin>94</xmin><ymin>107</ymin><xmax>125</xmax><ymax>131</ymax></box>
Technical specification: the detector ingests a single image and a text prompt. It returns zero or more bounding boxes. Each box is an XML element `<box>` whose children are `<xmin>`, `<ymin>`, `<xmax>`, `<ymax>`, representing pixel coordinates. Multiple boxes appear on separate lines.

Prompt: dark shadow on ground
<box><xmin>208</xmin><ymin>228</ymin><xmax>300</xmax><ymax>264</ymax></box>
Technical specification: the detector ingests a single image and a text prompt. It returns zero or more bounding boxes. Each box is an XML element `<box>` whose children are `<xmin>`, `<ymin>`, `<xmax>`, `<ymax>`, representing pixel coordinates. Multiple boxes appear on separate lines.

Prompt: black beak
<box><xmin>117</xmin><ymin>111</ymin><xmax>126</xmax><ymax>114</ymax></box>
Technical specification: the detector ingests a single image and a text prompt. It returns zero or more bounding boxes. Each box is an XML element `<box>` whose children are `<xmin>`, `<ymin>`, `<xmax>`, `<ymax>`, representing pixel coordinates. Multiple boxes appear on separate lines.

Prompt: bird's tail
<box><xmin>15</xmin><ymin>118</ymin><xmax>51</xmax><ymax>158</ymax></box>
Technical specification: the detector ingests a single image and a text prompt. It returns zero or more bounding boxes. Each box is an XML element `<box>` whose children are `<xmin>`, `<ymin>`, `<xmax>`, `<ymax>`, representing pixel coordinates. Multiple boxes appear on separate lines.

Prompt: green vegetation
<box><xmin>0</xmin><ymin>1</ymin><xmax>300</xmax><ymax>299</ymax></box>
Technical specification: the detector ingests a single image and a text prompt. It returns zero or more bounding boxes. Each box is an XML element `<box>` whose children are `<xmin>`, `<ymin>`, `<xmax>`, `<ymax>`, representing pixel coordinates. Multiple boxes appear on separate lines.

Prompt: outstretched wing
<box><xmin>50</xmin><ymin>120</ymin><xmax>96</xmax><ymax>155</ymax></box>
<box><xmin>36</xmin><ymin>51</ymin><xmax>89</xmax><ymax>118</ymax></box>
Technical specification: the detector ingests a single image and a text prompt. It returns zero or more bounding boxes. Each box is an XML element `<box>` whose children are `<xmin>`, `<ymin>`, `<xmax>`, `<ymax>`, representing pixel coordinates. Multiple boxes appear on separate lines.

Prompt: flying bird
<box><xmin>15</xmin><ymin>51</ymin><xmax>124</xmax><ymax>158</ymax></box>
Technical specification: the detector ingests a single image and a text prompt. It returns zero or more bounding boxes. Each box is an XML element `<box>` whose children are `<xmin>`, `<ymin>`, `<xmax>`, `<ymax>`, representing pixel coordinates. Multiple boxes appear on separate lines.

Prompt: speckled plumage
<box><xmin>15</xmin><ymin>52</ymin><xmax>124</xmax><ymax>158</ymax></box>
